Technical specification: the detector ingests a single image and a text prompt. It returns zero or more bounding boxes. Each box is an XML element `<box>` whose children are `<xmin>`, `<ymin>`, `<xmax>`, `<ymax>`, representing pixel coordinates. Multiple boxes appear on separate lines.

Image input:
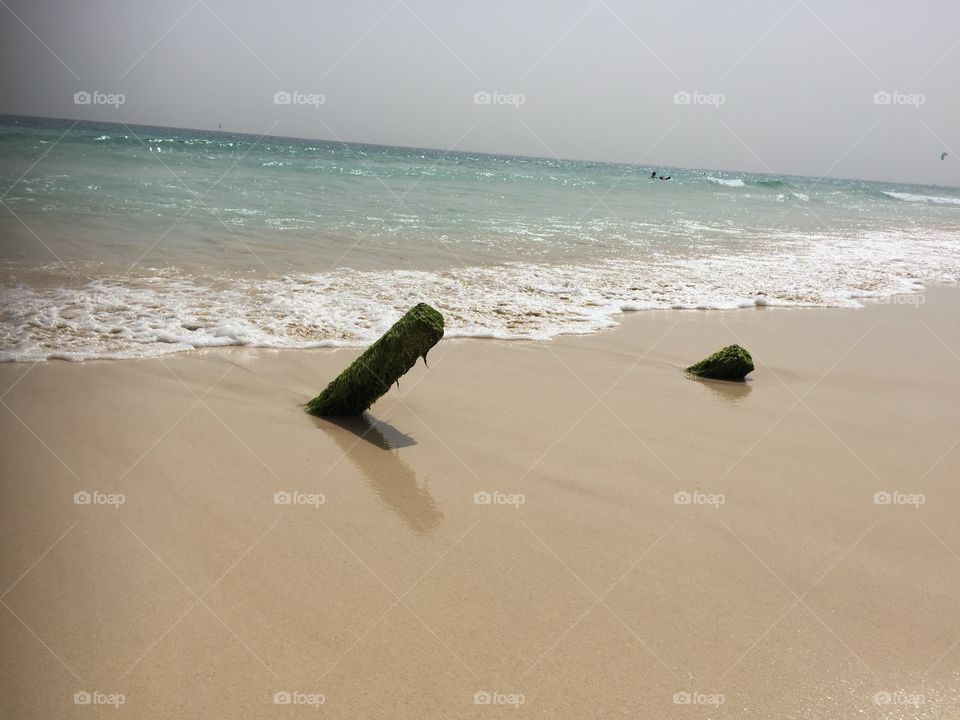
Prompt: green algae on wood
<box><xmin>306</xmin><ymin>303</ymin><xmax>444</xmax><ymax>416</ymax></box>
<box><xmin>686</xmin><ymin>344</ymin><xmax>754</xmax><ymax>381</ymax></box>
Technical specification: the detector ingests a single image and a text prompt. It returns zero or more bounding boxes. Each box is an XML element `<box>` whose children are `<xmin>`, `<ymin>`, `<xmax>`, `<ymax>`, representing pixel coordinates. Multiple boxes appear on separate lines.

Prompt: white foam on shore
<box><xmin>2</xmin><ymin>229</ymin><xmax>957</xmax><ymax>361</ymax></box>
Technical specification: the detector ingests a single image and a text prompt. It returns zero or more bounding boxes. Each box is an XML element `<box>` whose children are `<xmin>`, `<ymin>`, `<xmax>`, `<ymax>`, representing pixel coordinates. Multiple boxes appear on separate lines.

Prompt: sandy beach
<box><xmin>1</xmin><ymin>287</ymin><xmax>959</xmax><ymax>718</ymax></box>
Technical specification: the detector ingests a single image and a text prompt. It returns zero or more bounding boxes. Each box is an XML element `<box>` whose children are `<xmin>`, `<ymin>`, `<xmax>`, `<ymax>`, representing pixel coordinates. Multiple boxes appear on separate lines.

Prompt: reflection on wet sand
<box><xmin>315</xmin><ymin>414</ymin><xmax>443</xmax><ymax>532</ymax></box>
<box><xmin>689</xmin><ymin>376</ymin><xmax>753</xmax><ymax>404</ymax></box>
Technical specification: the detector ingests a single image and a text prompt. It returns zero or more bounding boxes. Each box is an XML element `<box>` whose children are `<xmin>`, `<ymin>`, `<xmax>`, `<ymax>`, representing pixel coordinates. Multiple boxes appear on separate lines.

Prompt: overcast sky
<box><xmin>1</xmin><ymin>0</ymin><xmax>958</xmax><ymax>184</ymax></box>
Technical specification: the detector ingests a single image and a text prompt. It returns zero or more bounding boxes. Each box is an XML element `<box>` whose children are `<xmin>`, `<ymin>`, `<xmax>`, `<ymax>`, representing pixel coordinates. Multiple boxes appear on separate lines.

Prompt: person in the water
<box><xmin>650</xmin><ymin>170</ymin><xmax>657</xmax><ymax>179</ymax></box>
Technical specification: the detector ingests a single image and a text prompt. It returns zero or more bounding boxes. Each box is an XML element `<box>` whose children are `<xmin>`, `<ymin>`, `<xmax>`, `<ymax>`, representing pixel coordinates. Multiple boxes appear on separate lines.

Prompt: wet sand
<box><xmin>1</xmin><ymin>286</ymin><xmax>959</xmax><ymax>718</ymax></box>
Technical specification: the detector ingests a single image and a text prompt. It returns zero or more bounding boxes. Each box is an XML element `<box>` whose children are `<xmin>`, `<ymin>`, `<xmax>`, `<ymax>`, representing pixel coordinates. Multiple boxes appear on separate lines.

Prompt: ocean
<box><xmin>1</xmin><ymin>114</ymin><xmax>958</xmax><ymax>361</ymax></box>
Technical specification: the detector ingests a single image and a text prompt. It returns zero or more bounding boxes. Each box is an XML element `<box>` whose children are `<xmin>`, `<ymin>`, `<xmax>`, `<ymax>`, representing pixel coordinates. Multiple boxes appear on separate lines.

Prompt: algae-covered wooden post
<box><xmin>686</xmin><ymin>344</ymin><xmax>754</xmax><ymax>381</ymax></box>
<box><xmin>306</xmin><ymin>303</ymin><xmax>444</xmax><ymax>416</ymax></box>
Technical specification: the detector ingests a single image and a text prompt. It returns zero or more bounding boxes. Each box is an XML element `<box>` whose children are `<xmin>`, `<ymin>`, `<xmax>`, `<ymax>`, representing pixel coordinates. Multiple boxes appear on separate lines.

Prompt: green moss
<box><xmin>686</xmin><ymin>344</ymin><xmax>754</xmax><ymax>381</ymax></box>
<box><xmin>306</xmin><ymin>303</ymin><xmax>444</xmax><ymax>416</ymax></box>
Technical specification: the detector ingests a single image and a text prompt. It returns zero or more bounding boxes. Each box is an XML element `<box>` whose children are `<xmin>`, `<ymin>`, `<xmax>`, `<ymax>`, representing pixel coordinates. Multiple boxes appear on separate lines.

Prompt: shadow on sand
<box><xmin>312</xmin><ymin>414</ymin><xmax>443</xmax><ymax>533</ymax></box>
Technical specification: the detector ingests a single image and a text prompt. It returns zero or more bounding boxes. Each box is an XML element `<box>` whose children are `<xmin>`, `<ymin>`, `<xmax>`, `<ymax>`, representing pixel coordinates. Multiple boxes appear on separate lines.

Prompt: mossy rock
<box><xmin>686</xmin><ymin>344</ymin><xmax>754</xmax><ymax>381</ymax></box>
<box><xmin>307</xmin><ymin>303</ymin><xmax>444</xmax><ymax>416</ymax></box>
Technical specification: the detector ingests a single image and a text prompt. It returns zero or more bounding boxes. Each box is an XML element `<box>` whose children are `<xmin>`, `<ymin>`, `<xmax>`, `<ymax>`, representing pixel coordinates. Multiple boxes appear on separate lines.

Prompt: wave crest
<box><xmin>706</xmin><ymin>176</ymin><xmax>745</xmax><ymax>188</ymax></box>
<box><xmin>883</xmin><ymin>190</ymin><xmax>960</xmax><ymax>206</ymax></box>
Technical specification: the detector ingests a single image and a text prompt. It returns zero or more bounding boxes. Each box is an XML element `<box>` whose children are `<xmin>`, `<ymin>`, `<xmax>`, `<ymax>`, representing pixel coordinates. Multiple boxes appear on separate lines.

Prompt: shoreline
<box><xmin>0</xmin><ymin>273</ymin><xmax>952</xmax><ymax>364</ymax></box>
<box><xmin>2</xmin><ymin>286</ymin><xmax>959</xmax><ymax>718</ymax></box>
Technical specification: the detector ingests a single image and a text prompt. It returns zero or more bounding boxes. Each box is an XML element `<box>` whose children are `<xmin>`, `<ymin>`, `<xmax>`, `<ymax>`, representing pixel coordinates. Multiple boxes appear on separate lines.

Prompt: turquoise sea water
<box><xmin>1</xmin><ymin>115</ymin><xmax>958</xmax><ymax>360</ymax></box>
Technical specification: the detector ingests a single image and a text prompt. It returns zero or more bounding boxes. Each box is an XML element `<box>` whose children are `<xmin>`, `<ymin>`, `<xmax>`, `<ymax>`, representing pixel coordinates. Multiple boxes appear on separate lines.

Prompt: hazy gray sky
<box><xmin>1</xmin><ymin>0</ymin><xmax>958</xmax><ymax>183</ymax></box>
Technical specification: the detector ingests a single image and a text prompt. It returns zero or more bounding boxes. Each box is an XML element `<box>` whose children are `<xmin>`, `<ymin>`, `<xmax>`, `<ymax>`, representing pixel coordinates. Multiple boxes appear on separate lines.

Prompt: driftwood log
<box><xmin>306</xmin><ymin>303</ymin><xmax>444</xmax><ymax>416</ymax></box>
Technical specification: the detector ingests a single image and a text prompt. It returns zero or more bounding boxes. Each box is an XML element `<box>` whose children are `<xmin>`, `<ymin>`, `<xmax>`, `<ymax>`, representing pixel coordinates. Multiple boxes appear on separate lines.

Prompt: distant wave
<box><xmin>706</xmin><ymin>176</ymin><xmax>745</xmax><ymax>187</ymax></box>
<box><xmin>882</xmin><ymin>190</ymin><xmax>960</xmax><ymax>206</ymax></box>
<box><xmin>776</xmin><ymin>191</ymin><xmax>809</xmax><ymax>202</ymax></box>
<box><xmin>706</xmin><ymin>176</ymin><xmax>792</xmax><ymax>191</ymax></box>
<box><xmin>706</xmin><ymin>176</ymin><xmax>811</xmax><ymax>203</ymax></box>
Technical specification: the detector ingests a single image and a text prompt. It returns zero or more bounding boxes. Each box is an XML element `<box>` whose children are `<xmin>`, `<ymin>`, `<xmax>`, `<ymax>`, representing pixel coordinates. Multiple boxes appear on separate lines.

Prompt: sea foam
<box><xmin>2</xmin><ymin>229</ymin><xmax>956</xmax><ymax>361</ymax></box>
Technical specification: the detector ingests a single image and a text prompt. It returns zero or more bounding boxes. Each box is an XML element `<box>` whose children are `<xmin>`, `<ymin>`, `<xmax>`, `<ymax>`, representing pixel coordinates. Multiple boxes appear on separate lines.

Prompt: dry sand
<box><xmin>1</xmin><ymin>286</ymin><xmax>959</xmax><ymax>718</ymax></box>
